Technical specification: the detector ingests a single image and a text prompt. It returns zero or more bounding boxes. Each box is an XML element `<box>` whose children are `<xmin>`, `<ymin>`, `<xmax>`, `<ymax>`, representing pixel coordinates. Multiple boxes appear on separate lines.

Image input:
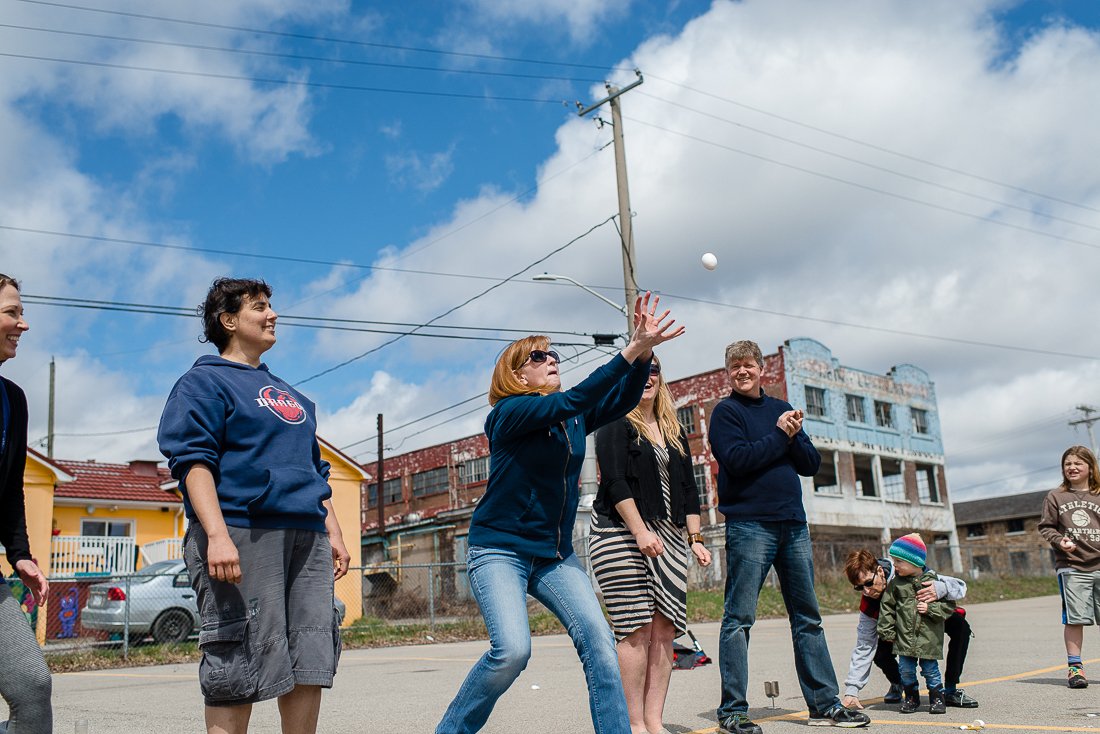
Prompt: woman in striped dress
<box><xmin>590</xmin><ymin>355</ymin><xmax>712</xmax><ymax>734</ymax></box>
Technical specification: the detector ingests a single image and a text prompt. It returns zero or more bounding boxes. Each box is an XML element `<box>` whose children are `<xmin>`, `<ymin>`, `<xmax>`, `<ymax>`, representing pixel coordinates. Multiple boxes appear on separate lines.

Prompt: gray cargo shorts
<box><xmin>184</xmin><ymin>523</ymin><xmax>341</xmax><ymax>707</ymax></box>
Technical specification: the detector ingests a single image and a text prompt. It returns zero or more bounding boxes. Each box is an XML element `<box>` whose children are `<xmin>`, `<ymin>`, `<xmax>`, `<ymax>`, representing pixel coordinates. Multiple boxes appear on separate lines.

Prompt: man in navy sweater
<box><xmin>709</xmin><ymin>340</ymin><xmax>869</xmax><ymax>733</ymax></box>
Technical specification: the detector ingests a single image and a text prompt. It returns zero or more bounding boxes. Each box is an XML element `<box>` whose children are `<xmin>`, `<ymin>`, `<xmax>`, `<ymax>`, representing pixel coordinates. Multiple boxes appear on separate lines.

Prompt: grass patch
<box><xmin>48</xmin><ymin>641</ymin><xmax>199</xmax><ymax>674</ymax></box>
<box><xmin>687</xmin><ymin>574</ymin><xmax>1060</xmax><ymax>622</ymax></box>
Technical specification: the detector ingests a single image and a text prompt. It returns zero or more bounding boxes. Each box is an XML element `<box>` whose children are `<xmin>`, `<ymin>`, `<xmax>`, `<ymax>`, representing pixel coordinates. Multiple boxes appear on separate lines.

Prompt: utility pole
<box><xmin>1070</xmin><ymin>405</ymin><xmax>1100</xmax><ymax>457</ymax></box>
<box><xmin>376</xmin><ymin>413</ymin><xmax>386</xmax><ymax>557</ymax></box>
<box><xmin>577</xmin><ymin>70</ymin><xmax>644</xmax><ymax>335</ymax></box>
<box><xmin>47</xmin><ymin>357</ymin><xmax>55</xmax><ymax>458</ymax></box>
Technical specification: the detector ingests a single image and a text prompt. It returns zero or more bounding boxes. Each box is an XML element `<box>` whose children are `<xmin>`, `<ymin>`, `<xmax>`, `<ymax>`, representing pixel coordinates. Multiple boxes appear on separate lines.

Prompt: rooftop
<box><xmin>53</xmin><ymin>459</ymin><xmax>180</xmax><ymax>505</ymax></box>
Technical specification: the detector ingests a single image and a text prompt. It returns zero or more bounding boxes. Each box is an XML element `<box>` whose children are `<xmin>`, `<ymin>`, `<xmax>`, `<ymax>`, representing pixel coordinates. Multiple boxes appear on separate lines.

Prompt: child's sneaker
<box><xmin>928</xmin><ymin>687</ymin><xmax>946</xmax><ymax>715</ymax></box>
<box><xmin>899</xmin><ymin>687</ymin><xmax>921</xmax><ymax>714</ymax></box>
<box><xmin>1069</xmin><ymin>666</ymin><xmax>1088</xmax><ymax>689</ymax></box>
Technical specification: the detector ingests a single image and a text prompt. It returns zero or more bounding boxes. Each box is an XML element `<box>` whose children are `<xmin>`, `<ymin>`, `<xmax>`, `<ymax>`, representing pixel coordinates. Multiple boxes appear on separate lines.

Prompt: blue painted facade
<box><xmin>781</xmin><ymin>338</ymin><xmax>943</xmax><ymax>458</ymax></box>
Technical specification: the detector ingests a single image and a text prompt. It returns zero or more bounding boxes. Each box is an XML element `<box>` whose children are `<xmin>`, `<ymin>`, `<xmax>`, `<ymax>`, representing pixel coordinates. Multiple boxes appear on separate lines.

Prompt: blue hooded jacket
<box><xmin>157</xmin><ymin>355</ymin><xmax>331</xmax><ymax>532</ymax></box>
<box><xmin>469</xmin><ymin>353</ymin><xmax>650</xmax><ymax>559</ymax></box>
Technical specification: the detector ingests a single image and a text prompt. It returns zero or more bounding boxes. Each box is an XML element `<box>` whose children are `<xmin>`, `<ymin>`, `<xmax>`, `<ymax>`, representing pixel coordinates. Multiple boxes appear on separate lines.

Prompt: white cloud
<box><xmin>384</xmin><ymin>146</ymin><xmax>457</xmax><ymax>192</ymax></box>
<box><xmin>459</xmin><ymin>0</ymin><xmax>633</xmax><ymax>44</ymax></box>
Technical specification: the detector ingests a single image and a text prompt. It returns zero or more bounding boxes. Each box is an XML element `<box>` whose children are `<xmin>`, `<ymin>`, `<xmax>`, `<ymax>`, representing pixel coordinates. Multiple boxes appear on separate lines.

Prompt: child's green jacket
<box><xmin>875</xmin><ymin>569</ymin><xmax>956</xmax><ymax>659</ymax></box>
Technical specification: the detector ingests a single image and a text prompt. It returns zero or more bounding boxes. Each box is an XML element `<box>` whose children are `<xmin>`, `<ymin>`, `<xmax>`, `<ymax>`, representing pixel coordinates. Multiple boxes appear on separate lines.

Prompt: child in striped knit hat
<box><xmin>875</xmin><ymin>533</ymin><xmax>956</xmax><ymax>715</ymax></box>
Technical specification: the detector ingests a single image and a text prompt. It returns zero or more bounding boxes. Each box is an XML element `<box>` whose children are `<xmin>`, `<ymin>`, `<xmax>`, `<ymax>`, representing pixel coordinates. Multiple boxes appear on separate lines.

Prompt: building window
<box><xmin>1010</xmin><ymin>551</ymin><xmax>1030</xmax><ymax>573</ymax></box>
<box><xmin>874</xmin><ymin>401</ymin><xmax>894</xmax><ymax>428</ymax></box>
<box><xmin>412</xmin><ymin>467</ymin><xmax>450</xmax><ymax>498</ymax></box>
<box><xmin>693</xmin><ymin>463</ymin><xmax>710</xmax><ymax>508</ymax></box>
<box><xmin>911</xmin><ymin>408</ymin><xmax>930</xmax><ymax>434</ymax></box>
<box><xmin>677</xmin><ymin>406</ymin><xmax>697</xmax><ymax>435</ymax></box>
<box><xmin>804</xmin><ymin>386</ymin><xmax>827</xmax><ymax>418</ymax></box>
<box><xmin>813</xmin><ymin>452</ymin><xmax>840</xmax><ymax>495</ymax></box>
<box><xmin>80</xmin><ymin>520</ymin><xmax>133</xmax><ymax>537</ymax></box>
<box><xmin>846</xmin><ymin>394</ymin><xmax>866</xmax><ymax>423</ymax></box>
<box><xmin>966</xmin><ymin>523</ymin><xmax>986</xmax><ymax>539</ymax></box>
<box><xmin>973</xmin><ymin>555</ymin><xmax>993</xmax><ymax>574</ymax></box>
<box><xmin>367</xmin><ymin>477</ymin><xmax>403</xmax><ymax>507</ymax></box>
<box><xmin>881</xmin><ymin>458</ymin><xmax>905</xmax><ymax>501</ymax></box>
<box><xmin>1006</xmin><ymin>517</ymin><xmax>1026</xmax><ymax>535</ymax></box>
<box><xmin>916</xmin><ymin>464</ymin><xmax>940</xmax><ymax>504</ymax></box>
<box><xmin>460</xmin><ymin>456</ymin><xmax>490</xmax><ymax>485</ymax></box>
<box><xmin>854</xmin><ymin>454</ymin><xmax>877</xmax><ymax>497</ymax></box>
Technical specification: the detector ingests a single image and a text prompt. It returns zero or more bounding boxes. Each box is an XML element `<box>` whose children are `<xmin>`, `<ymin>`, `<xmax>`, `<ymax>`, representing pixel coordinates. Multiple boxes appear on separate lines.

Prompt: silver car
<box><xmin>80</xmin><ymin>559</ymin><xmax>348</xmax><ymax>645</ymax></box>
<box><xmin>80</xmin><ymin>560</ymin><xmax>198</xmax><ymax>644</ymax></box>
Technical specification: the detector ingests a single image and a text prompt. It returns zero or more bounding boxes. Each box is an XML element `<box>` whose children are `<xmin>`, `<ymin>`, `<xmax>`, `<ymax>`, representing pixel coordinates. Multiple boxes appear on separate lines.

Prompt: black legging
<box><xmin>874</xmin><ymin>611</ymin><xmax>972</xmax><ymax>689</ymax></box>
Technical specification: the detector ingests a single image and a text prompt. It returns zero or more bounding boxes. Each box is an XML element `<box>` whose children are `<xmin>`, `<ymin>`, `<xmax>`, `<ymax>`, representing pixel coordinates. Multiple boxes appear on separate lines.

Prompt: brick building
<box><xmin>952</xmin><ymin>489</ymin><xmax>1053</xmax><ymax>575</ymax></box>
<box><xmin>361</xmin><ymin>337</ymin><xmax>962</xmax><ymax>572</ymax></box>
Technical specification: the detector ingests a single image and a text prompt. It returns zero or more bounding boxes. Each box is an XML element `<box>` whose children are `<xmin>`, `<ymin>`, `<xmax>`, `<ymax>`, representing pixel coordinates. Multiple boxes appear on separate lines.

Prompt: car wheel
<box><xmin>151</xmin><ymin>609</ymin><xmax>193</xmax><ymax>644</ymax></box>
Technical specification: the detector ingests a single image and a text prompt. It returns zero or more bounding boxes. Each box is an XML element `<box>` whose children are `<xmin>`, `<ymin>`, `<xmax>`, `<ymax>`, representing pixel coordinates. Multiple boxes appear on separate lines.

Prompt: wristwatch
<box><xmin>688</xmin><ymin>533</ymin><xmax>705</xmax><ymax>546</ymax></box>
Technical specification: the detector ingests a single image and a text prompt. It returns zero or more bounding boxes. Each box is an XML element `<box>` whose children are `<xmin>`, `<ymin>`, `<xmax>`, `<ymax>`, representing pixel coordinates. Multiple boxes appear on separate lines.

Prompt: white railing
<box><xmin>50</xmin><ymin>536</ymin><xmax>136</xmax><ymax>576</ymax></box>
<box><xmin>140</xmin><ymin>538</ymin><xmax>183</xmax><ymax>565</ymax></box>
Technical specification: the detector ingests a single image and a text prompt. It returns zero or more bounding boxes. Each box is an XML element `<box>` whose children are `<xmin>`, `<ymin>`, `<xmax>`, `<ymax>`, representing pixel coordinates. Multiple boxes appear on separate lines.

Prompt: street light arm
<box><xmin>533</xmin><ymin>273</ymin><xmax>627</xmax><ymax>315</ymax></box>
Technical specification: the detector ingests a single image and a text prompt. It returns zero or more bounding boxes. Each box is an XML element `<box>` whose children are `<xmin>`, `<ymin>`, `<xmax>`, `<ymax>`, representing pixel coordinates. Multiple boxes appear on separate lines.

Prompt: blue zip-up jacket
<box><xmin>707</xmin><ymin>388</ymin><xmax>820</xmax><ymax>522</ymax></box>
<box><xmin>469</xmin><ymin>353</ymin><xmax>651</xmax><ymax>559</ymax></box>
<box><xmin>157</xmin><ymin>355</ymin><xmax>332</xmax><ymax>532</ymax></box>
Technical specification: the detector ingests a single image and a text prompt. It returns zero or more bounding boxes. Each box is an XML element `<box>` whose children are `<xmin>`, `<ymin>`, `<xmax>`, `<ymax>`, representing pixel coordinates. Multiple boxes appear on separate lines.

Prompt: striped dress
<box><xmin>590</xmin><ymin>442</ymin><xmax>689</xmax><ymax>640</ymax></box>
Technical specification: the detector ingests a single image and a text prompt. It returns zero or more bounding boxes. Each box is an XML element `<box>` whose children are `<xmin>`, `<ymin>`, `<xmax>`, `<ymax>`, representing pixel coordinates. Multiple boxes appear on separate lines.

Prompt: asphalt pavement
<box><xmin>42</xmin><ymin>593</ymin><xmax>1100</xmax><ymax>733</ymax></box>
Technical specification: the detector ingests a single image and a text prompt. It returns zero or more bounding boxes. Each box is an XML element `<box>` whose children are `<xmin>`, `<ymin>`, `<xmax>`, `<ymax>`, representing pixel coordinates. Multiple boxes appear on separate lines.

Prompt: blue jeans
<box><xmin>718</xmin><ymin>521</ymin><xmax>840</xmax><ymax>719</ymax></box>
<box><xmin>436</xmin><ymin>546</ymin><xmax>630</xmax><ymax>734</ymax></box>
<box><xmin>898</xmin><ymin>656</ymin><xmax>942</xmax><ymax>691</ymax></box>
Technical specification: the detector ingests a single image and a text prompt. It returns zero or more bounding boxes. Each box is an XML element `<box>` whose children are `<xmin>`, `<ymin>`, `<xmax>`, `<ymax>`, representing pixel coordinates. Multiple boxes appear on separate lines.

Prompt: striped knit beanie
<box><xmin>888</xmin><ymin>533</ymin><xmax>927</xmax><ymax>569</ymax></box>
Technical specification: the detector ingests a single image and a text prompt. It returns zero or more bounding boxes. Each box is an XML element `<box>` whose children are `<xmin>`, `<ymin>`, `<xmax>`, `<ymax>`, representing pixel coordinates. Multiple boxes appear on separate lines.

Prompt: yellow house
<box><xmin>5</xmin><ymin>438</ymin><xmax>365</xmax><ymax>645</ymax></box>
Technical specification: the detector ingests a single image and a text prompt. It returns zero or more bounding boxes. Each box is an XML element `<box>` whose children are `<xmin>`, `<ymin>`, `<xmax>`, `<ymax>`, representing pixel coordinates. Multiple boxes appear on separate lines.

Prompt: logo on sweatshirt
<box><xmin>255</xmin><ymin>385</ymin><xmax>306</xmax><ymax>424</ymax></box>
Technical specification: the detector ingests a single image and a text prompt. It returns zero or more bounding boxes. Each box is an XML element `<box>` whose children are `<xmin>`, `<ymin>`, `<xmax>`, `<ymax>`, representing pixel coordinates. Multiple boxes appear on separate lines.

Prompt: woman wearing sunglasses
<box><xmin>436</xmin><ymin>292</ymin><xmax>684</xmax><ymax>734</ymax></box>
<box><xmin>589</xmin><ymin>354</ymin><xmax>711</xmax><ymax>734</ymax></box>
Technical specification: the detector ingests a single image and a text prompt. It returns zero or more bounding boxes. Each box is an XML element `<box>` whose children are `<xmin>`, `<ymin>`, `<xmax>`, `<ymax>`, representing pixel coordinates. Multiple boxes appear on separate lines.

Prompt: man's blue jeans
<box><xmin>718</xmin><ymin>521</ymin><xmax>841</xmax><ymax>719</ymax></box>
<box><xmin>436</xmin><ymin>546</ymin><xmax>630</xmax><ymax>734</ymax></box>
<box><xmin>898</xmin><ymin>656</ymin><xmax>942</xmax><ymax>691</ymax></box>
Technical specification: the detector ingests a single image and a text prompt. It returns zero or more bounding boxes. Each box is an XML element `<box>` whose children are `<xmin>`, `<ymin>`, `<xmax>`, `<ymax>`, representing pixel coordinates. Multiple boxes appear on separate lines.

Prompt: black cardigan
<box><xmin>592</xmin><ymin>417</ymin><xmax>701</xmax><ymax>527</ymax></box>
<box><xmin>0</xmin><ymin>376</ymin><xmax>31</xmax><ymax>567</ymax></box>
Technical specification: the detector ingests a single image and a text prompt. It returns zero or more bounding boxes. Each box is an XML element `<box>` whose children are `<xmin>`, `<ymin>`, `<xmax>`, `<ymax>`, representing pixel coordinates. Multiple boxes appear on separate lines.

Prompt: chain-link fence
<box><xmin>18</xmin><ymin>537</ymin><xmax>1059</xmax><ymax>660</ymax></box>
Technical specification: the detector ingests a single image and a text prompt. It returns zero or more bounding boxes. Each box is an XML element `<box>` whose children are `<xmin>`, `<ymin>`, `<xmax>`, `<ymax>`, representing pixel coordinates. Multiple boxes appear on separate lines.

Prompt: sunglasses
<box><xmin>527</xmin><ymin>349</ymin><xmax>559</xmax><ymax>364</ymax></box>
<box><xmin>852</xmin><ymin>568</ymin><xmax>881</xmax><ymax>591</ymax></box>
<box><xmin>649</xmin><ymin>362</ymin><xmax>662</xmax><ymax>375</ymax></box>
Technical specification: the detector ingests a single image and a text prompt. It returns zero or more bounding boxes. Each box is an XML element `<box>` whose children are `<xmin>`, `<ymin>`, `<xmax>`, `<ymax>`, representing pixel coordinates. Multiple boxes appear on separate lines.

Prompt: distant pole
<box><xmin>577</xmin><ymin>71</ymin><xmax>644</xmax><ymax>334</ymax></box>
<box><xmin>47</xmin><ymin>357</ymin><xmax>55</xmax><ymax>458</ymax></box>
<box><xmin>376</xmin><ymin>413</ymin><xmax>385</xmax><ymax>550</ymax></box>
<box><xmin>1070</xmin><ymin>405</ymin><xmax>1100</xmax><ymax>457</ymax></box>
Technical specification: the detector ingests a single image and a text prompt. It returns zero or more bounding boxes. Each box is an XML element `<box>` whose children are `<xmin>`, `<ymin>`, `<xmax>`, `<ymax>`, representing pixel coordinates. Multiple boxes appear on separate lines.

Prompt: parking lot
<box><xmin>45</xmin><ymin>593</ymin><xmax>1100</xmax><ymax>733</ymax></box>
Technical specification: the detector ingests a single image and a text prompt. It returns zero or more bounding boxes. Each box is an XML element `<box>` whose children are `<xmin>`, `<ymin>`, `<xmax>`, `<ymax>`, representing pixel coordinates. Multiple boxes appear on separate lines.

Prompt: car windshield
<box><xmin>132</xmin><ymin>560</ymin><xmax>182</xmax><ymax>583</ymax></box>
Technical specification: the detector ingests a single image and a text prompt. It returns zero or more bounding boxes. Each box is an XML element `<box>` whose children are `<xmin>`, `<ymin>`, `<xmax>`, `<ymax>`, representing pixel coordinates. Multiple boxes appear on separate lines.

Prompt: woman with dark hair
<box><xmin>590</xmin><ymin>353</ymin><xmax>711</xmax><ymax>734</ymax></box>
<box><xmin>435</xmin><ymin>293</ymin><xmax>685</xmax><ymax>734</ymax></box>
<box><xmin>1039</xmin><ymin>445</ymin><xmax>1100</xmax><ymax>689</ymax></box>
<box><xmin>158</xmin><ymin>278</ymin><xmax>349</xmax><ymax>734</ymax></box>
<box><xmin>0</xmin><ymin>273</ymin><xmax>52</xmax><ymax>734</ymax></box>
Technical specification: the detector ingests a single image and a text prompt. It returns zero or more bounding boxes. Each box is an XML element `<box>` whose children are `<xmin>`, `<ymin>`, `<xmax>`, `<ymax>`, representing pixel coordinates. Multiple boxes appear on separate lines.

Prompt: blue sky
<box><xmin>2</xmin><ymin>0</ymin><xmax>1099</xmax><ymax>500</ymax></box>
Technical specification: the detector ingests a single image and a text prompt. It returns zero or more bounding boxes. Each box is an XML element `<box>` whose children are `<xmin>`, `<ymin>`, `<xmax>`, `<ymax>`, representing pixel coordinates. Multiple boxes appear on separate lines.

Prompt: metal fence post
<box><xmin>123</xmin><ymin>574</ymin><xmax>132</xmax><ymax>660</ymax></box>
<box><xmin>428</xmin><ymin>563</ymin><xmax>436</xmax><ymax>632</ymax></box>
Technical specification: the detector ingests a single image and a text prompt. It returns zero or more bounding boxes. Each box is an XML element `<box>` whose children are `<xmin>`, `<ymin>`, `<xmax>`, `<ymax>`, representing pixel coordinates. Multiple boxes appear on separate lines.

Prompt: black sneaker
<box><xmin>945</xmin><ymin>689</ymin><xmax>979</xmax><ymax>707</ymax></box>
<box><xmin>1069</xmin><ymin>666</ymin><xmax>1089</xmax><ymax>689</ymax></box>
<box><xmin>882</xmin><ymin>683</ymin><xmax>903</xmax><ymax>703</ymax></box>
<box><xmin>899</xmin><ymin>687</ymin><xmax>921</xmax><ymax>714</ymax></box>
<box><xmin>808</xmin><ymin>703</ymin><xmax>870</xmax><ymax>728</ymax></box>
<box><xmin>718</xmin><ymin>712</ymin><xmax>763</xmax><ymax>734</ymax></box>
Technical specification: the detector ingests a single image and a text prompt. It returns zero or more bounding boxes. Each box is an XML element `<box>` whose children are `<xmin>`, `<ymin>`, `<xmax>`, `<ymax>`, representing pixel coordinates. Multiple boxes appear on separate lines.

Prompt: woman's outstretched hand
<box><xmin>622</xmin><ymin>291</ymin><xmax>685</xmax><ymax>363</ymax></box>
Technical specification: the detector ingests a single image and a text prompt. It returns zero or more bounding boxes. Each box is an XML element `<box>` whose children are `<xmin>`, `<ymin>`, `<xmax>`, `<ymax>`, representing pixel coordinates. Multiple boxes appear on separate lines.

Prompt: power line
<box><xmin>950</xmin><ymin>465</ymin><xmax>1055</xmax><ymax>494</ymax></box>
<box><xmin>654</xmin><ymin>288</ymin><xmax>1100</xmax><ymax>361</ymax></box>
<box><xmin>20</xmin><ymin>294</ymin><xmax>605</xmax><ymax>345</ymax></box>
<box><xmin>638</xmin><ymin>90</ymin><xmax>1100</xmax><ymax>235</ymax></box>
<box><xmin>12</xmin><ymin>0</ymin><xmax>630</xmax><ymax>73</ymax></box>
<box><xmin>292</xmin><ymin>214</ymin><xmax>619</xmax><ymax>386</ymax></box>
<box><xmin>0</xmin><ymin>51</ymin><xmax>567</xmax><ymax>104</ymax></box>
<box><xmin>0</xmin><ymin>23</ymin><xmax>604</xmax><ymax>83</ymax></box>
<box><xmin>626</xmin><ymin>115</ymin><xmax>1100</xmax><ymax>253</ymax></box>
<box><xmin>645</xmin><ymin>73</ymin><xmax>1100</xmax><ymax>215</ymax></box>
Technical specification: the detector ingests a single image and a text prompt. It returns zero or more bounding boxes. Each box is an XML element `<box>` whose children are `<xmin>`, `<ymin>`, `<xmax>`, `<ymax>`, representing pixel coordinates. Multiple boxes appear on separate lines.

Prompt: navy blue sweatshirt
<box><xmin>469</xmin><ymin>353</ymin><xmax>651</xmax><ymax>559</ymax></box>
<box><xmin>707</xmin><ymin>388</ymin><xmax>820</xmax><ymax>522</ymax></box>
<box><xmin>158</xmin><ymin>355</ymin><xmax>332</xmax><ymax>531</ymax></box>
